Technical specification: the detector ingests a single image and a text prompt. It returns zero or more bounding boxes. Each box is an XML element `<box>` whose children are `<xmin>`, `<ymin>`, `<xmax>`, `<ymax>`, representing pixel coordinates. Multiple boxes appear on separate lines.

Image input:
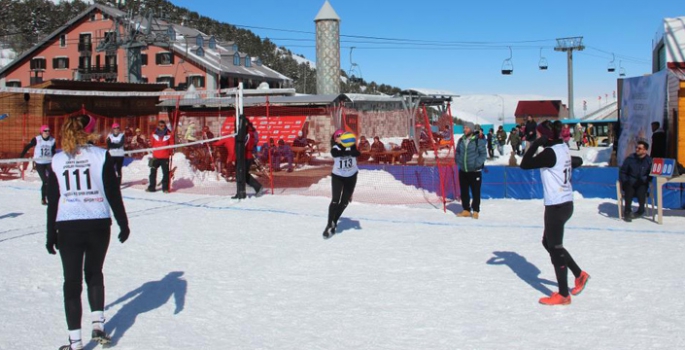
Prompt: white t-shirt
<box><xmin>331</xmin><ymin>144</ymin><xmax>358</xmax><ymax>177</ymax></box>
<box><xmin>541</xmin><ymin>143</ymin><xmax>574</xmax><ymax>206</ymax></box>
<box><xmin>107</xmin><ymin>133</ymin><xmax>125</xmax><ymax>157</ymax></box>
<box><xmin>52</xmin><ymin>146</ymin><xmax>111</xmax><ymax>222</ymax></box>
<box><xmin>33</xmin><ymin>136</ymin><xmax>55</xmax><ymax>164</ymax></box>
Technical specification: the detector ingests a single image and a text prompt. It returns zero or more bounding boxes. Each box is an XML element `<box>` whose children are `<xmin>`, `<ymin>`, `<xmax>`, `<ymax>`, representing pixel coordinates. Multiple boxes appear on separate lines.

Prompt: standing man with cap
<box><xmin>524</xmin><ymin>115</ymin><xmax>538</xmax><ymax>153</ymax></box>
<box><xmin>21</xmin><ymin>125</ymin><xmax>56</xmax><ymax>205</ymax></box>
<box><xmin>455</xmin><ymin>121</ymin><xmax>487</xmax><ymax>219</ymax></box>
<box><xmin>147</xmin><ymin>120</ymin><xmax>174</xmax><ymax>193</ymax></box>
<box><xmin>106</xmin><ymin>123</ymin><xmax>125</xmax><ymax>185</ymax></box>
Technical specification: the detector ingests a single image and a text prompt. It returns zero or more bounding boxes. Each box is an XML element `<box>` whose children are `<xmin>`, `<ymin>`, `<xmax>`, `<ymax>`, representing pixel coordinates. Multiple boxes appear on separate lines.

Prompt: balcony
<box><xmin>78</xmin><ymin>42</ymin><xmax>93</xmax><ymax>53</ymax></box>
<box><xmin>75</xmin><ymin>65</ymin><xmax>118</xmax><ymax>81</ymax></box>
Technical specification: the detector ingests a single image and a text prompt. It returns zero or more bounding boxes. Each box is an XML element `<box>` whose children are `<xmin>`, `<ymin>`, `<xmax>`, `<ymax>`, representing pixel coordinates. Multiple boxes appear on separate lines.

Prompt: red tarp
<box><xmin>221</xmin><ymin>116</ymin><xmax>306</xmax><ymax>145</ymax></box>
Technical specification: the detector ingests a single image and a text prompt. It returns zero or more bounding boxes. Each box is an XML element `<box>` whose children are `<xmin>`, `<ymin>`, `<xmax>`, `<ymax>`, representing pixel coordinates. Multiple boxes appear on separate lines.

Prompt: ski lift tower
<box><xmin>554</xmin><ymin>36</ymin><xmax>584</xmax><ymax>119</ymax></box>
<box><xmin>96</xmin><ymin>8</ymin><xmax>174</xmax><ymax>83</ymax></box>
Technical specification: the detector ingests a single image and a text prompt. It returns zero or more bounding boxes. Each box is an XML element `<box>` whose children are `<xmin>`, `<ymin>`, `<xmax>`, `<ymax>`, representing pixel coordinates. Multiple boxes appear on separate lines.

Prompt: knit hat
<box><xmin>40</xmin><ymin>125</ymin><xmax>50</xmax><ymax>132</ymax></box>
<box><xmin>536</xmin><ymin>123</ymin><xmax>554</xmax><ymax>140</ymax></box>
<box><xmin>463</xmin><ymin>122</ymin><xmax>475</xmax><ymax>130</ymax></box>
<box><xmin>112</xmin><ymin>123</ymin><xmax>120</xmax><ymax>128</ymax></box>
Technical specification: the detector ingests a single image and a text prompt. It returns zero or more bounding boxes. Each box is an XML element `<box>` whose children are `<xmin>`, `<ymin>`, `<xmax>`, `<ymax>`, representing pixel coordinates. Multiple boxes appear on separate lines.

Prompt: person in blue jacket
<box><xmin>454</xmin><ymin>122</ymin><xmax>488</xmax><ymax>219</ymax></box>
<box><xmin>619</xmin><ymin>140</ymin><xmax>652</xmax><ymax>222</ymax></box>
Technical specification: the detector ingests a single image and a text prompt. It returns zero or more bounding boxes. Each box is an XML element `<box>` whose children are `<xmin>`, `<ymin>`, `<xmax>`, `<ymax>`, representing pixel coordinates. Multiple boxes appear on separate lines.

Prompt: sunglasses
<box><xmin>42</xmin><ymin>130</ymin><xmax>50</xmax><ymax>132</ymax></box>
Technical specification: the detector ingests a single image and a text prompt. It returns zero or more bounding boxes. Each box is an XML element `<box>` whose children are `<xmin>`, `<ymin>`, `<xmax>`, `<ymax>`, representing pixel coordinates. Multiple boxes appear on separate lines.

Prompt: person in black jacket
<box><xmin>650</xmin><ymin>121</ymin><xmax>666</xmax><ymax>159</ymax></box>
<box><xmin>619</xmin><ymin>140</ymin><xmax>652</xmax><ymax>221</ymax></box>
<box><xmin>524</xmin><ymin>115</ymin><xmax>537</xmax><ymax>153</ymax></box>
<box><xmin>324</xmin><ymin>129</ymin><xmax>360</xmax><ymax>239</ymax></box>
<box><xmin>47</xmin><ymin>115</ymin><xmax>130</xmax><ymax>350</ymax></box>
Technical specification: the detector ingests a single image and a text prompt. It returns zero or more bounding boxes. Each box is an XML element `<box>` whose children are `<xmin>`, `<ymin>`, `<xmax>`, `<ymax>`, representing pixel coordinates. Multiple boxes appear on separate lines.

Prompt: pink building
<box><xmin>0</xmin><ymin>3</ymin><xmax>292</xmax><ymax>90</ymax></box>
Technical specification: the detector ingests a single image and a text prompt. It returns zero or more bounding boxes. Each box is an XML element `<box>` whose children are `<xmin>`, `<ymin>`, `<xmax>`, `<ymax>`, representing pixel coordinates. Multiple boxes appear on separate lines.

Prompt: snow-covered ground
<box><xmin>1</xmin><ymin>161</ymin><xmax>684</xmax><ymax>349</ymax></box>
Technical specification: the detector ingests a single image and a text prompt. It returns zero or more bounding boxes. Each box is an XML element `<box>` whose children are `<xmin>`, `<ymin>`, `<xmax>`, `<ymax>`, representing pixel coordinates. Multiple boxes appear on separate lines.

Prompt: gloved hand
<box><xmin>532</xmin><ymin>135</ymin><xmax>549</xmax><ymax>148</ymax></box>
<box><xmin>46</xmin><ymin>230</ymin><xmax>58</xmax><ymax>255</ymax></box>
<box><xmin>119</xmin><ymin>226</ymin><xmax>130</xmax><ymax>243</ymax></box>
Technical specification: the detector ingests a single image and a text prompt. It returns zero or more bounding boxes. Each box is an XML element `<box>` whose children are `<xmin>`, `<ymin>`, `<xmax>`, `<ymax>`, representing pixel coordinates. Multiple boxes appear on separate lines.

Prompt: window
<box><xmin>245</xmin><ymin>55</ymin><xmax>251</xmax><ymax>67</ymax></box>
<box><xmin>103</xmin><ymin>13</ymin><xmax>109</xmax><ymax>21</ymax></box>
<box><xmin>141</xmin><ymin>54</ymin><xmax>148</xmax><ymax>66</ymax></box>
<box><xmin>90</xmin><ymin>13</ymin><xmax>96</xmax><ymax>21</ymax></box>
<box><xmin>208</xmin><ymin>36</ymin><xmax>216</xmax><ymax>49</ymax></box>
<box><xmin>156</xmin><ymin>76</ymin><xmax>175</xmax><ymax>88</ymax></box>
<box><xmin>196</xmin><ymin>47</ymin><xmax>204</xmax><ymax>57</ymax></box>
<box><xmin>233</xmin><ymin>53</ymin><xmax>240</xmax><ymax>66</ymax></box>
<box><xmin>30</xmin><ymin>58</ymin><xmax>46</xmax><ymax>70</ymax></box>
<box><xmin>156</xmin><ymin>52</ymin><xmax>174</xmax><ymax>65</ymax></box>
<box><xmin>78</xmin><ymin>56</ymin><xmax>91</xmax><ymax>69</ymax></box>
<box><xmin>255</xmin><ymin>58</ymin><xmax>262</xmax><ymax>66</ymax></box>
<box><xmin>52</xmin><ymin>57</ymin><xmax>69</xmax><ymax>69</ymax></box>
<box><xmin>196</xmin><ymin>35</ymin><xmax>204</xmax><ymax>47</ymax></box>
<box><xmin>104</xmin><ymin>31</ymin><xmax>116</xmax><ymax>44</ymax></box>
<box><xmin>232</xmin><ymin>44</ymin><xmax>238</xmax><ymax>52</ymax></box>
<box><xmin>140</xmin><ymin>76</ymin><xmax>148</xmax><ymax>83</ymax></box>
<box><xmin>105</xmin><ymin>54</ymin><xmax>117</xmax><ymax>69</ymax></box>
<box><xmin>60</xmin><ymin>34</ymin><xmax>67</xmax><ymax>48</ymax></box>
<box><xmin>187</xmin><ymin>75</ymin><xmax>205</xmax><ymax>88</ymax></box>
<box><xmin>6</xmin><ymin>80</ymin><xmax>21</xmax><ymax>87</ymax></box>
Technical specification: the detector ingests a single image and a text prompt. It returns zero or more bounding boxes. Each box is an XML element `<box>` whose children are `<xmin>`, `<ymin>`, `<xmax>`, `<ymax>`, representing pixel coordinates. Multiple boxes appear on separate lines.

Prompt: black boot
<box><xmin>91</xmin><ymin>328</ymin><xmax>111</xmax><ymax>345</ymax></box>
<box><xmin>323</xmin><ymin>224</ymin><xmax>333</xmax><ymax>239</ymax></box>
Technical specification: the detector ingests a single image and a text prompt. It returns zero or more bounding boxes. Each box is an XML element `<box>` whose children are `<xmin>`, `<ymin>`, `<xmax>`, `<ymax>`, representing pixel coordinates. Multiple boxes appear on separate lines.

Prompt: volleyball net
<box><xmin>0</xmin><ymin>86</ymin><xmax>460</xmax><ymax>206</ymax></box>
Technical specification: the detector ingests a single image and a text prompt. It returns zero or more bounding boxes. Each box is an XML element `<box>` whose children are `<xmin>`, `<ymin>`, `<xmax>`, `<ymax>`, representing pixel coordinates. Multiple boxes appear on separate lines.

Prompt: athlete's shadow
<box><xmin>334</xmin><ymin>217</ymin><xmax>362</xmax><ymax>235</ymax></box>
<box><xmin>99</xmin><ymin>271</ymin><xmax>187</xmax><ymax>347</ymax></box>
<box><xmin>486</xmin><ymin>251</ymin><xmax>557</xmax><ymax>296</ymax></box>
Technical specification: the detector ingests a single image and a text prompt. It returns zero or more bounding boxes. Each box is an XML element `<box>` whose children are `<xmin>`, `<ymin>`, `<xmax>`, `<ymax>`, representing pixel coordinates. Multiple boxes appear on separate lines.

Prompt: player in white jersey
<box><xmin>46</xmin><ymin>115</ymin><xmax>130</xmax><ymax>350</ymax></box>
<box><xmin>323</xmin><ymin>129</ymin><xmax>360</xmax><ymax>239</ymax></box>
<box><xmin>106</xmin><ymin>122</ymin><xmax>126</xmax><ymax>184</ymax></box>
<box><xmin>520</xmin><ymin>121</ymin><xmax>589</xmax><ymax>306</ymax></box>
<box><xmin>20</xmin><ymin>125</ymin><xmax>56</xmax><ymax>204</ymax></box>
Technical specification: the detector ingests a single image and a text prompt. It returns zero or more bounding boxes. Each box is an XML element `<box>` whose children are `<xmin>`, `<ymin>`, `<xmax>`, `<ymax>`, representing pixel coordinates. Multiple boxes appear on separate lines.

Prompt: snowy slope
<box><xmin>0</xmin><ymin>178</ymin><xmax>684</xmax><ymax>350</ymax></box>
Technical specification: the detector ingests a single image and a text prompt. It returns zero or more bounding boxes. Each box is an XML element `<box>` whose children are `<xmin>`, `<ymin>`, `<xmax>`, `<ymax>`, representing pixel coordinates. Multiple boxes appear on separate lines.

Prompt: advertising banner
<box><xmin>618</xmin><ymin>70</ymin><xmax>667</xmax><ymax>166</ymax></box>
<box><xmin>221</xmin><ymin>116</ymin><xmax>306</xmax><ymax>145</ymax></box>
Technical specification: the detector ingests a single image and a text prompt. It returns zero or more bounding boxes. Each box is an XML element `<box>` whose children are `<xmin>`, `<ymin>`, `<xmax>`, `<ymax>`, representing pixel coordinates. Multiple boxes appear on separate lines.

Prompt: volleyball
<box><xmin>339</xmin><ymin>132</ymin><xmax>356</xmax><ymax>147</ymax></box>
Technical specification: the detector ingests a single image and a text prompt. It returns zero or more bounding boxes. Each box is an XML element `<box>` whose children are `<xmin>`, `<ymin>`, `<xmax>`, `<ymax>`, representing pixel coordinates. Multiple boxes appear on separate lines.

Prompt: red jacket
<box><xmin>231</xmin><ymin>130</ymin><xmax>257</xmax><ymax>162</ymax></box>
<box><xmin>150</xmin><ymin>130</ymin><xmax>174</xmax><ymax>159</ymax></box>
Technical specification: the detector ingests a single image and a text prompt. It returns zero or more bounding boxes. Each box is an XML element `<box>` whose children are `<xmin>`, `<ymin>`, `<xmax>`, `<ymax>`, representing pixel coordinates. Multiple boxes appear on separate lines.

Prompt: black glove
<box><xmin>46</xmin><ymin>230</ymin><xmax>58</xmax><ymax>255</ymax></box>
<box><xmin>532</xmin><ymin>135</ymin><xmax>549</xmax><ymax>148</ymax></box>
<box><xmin>119</xmin><ymin>226</ymin><xmax>130</xmax><ymax>243</ymax></box>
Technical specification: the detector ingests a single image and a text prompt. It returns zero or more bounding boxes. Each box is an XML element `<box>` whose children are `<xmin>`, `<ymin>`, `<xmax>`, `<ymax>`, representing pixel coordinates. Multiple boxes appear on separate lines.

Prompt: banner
<box><xmin>221</xmin><ymin>116</ymin><xmax>306</xmax><ymax>145</ymax></box>
<box><xmin>618</xmin><ymin>70</ymin><xmax>667</xmax><ymax>166</ymax></box>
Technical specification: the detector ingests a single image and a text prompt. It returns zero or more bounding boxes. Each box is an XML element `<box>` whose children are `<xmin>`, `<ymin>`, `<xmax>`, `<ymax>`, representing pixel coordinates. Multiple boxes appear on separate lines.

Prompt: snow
<box><xmin>1</xmin><ymin>176</ymin><xmax>684</xmax><ymax>349</ymax></box>
<box><xmin>0</xmin><ymin>48</ymin><xmax>16</xmax><ymax>69</ymax></box>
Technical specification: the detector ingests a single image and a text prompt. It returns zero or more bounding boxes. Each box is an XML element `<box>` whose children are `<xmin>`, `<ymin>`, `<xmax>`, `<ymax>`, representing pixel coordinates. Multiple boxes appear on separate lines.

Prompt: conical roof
<box><xmin>314</xmin><ymin>0</ymin><xmax>340</xmax><ymax>22</ymax></box>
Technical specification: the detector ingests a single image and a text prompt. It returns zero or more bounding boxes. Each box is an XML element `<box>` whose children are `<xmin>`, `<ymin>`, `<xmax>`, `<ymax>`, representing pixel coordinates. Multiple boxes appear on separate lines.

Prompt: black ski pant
<box><xmin>35</xmin><ymin>163</ymin><xmax>52</xmax><ymax>201</ymax></box>
<box><xmin>542</xmin><ymin>201</ymin><xmax>581</xmax><ymax>297</ymax></box>
<box><xmin>148</xmin><ymin>158</ymin><xmax>170</xmax><ymax>191</ymax></box>
<box><xmin>622</xmin><ymin>181</ymin><xmax>648</xmax><ymax>214</ymax></box>
<box><xmin>112</xmin><ymin>156</ymin><xmax>124</xmax><ymax>184</ymax></box>
<box><xmin>328</xmin><ymin>172</ymin><xmax>358</xmax><ymax>226</ymax></box>
<box><xmin>58</xmin><ymin>228</ymin><xmax>111</xmax><ymax>330</ymax></box>
<box><xmin>458</xmin><ymin>170</ymin><xmax>482</xmax><ymax>212</ymax></box>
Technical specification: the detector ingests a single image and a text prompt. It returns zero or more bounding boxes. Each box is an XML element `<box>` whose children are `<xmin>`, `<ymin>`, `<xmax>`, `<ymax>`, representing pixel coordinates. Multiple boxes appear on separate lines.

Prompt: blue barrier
<box><xmin>358</xmin><ymin>165</ymin><xmax>685</xmax><ymax>209</ymax></box>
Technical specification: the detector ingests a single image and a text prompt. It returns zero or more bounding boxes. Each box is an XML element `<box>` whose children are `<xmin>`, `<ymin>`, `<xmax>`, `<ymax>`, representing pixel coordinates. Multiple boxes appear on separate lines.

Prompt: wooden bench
<box><xmin>0</xmin><ymin>152</ymin><xmax>24</xmax><ymax>177</ymax></box>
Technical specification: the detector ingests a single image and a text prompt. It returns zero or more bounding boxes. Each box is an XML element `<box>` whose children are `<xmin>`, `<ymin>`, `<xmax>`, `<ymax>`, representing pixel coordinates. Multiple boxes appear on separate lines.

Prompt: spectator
<box><xmin>184</xmin><ymin>121</ymin><xmax>197</xmax><ymax>143</ymax></box>
<box><xmin>519</xmin><ymin>123</ymin><xmax>526</xmax><ymax>150</ymax></box>
<box><xmin>358</xmin><ymin>135</ymin><xmax>371</xmax><ymax>151</ymax></box>
<box><xmin>130</xmin><ymin>128</ymin><xmax>147</xmax><ymax>150</ymax></box>
<box><xmin>146</xmin><ymin>120</ymin><xmax>174</xmax><ymax>193</ymax></box>
<box><xmin>524</xmin><ymin>115</ymin><xmax>537</xmax><ymax>152</ymax></box>
<box><xmin>486</xmin><ymin>129</ymin><xmax>495</xmax><ymax>159</ymax></box>
<box><xmin>202</xmin><ymin>125</ymin><xmax>214</xmax><ymax>140</ymax></box>
<box><xmin>573</xmin><ymin>123</ymin><xmax>583</xmax><ymax>150</ymax></box>
<box><xmin>650</xmin><ymin>121</ymin><xmax>666</xmax><ymax>158</ymax></box>
<box><xmin>106</xmin><ymin>123</ymin><xmax>125</xmax><ymax>184</ymax></box>
<box><xmin>212</xmin><ymin>131</ymin><xmax>235</xmax><ymax>178</ymax></box>
<box><xmin>454</xmin><ymin>122</ymin><xmax>487</xmax><ymax>219</ymax></box>
<box><xmin>370</xmin><ymin>136</ymin><xmax>386</xmax><ymax>163</ymax></box>
<box><xmin>20</xmin><ymin>124</ymin><xmax>56</xmax><ymax>205</ymax></box>
<box><xmin>259</xmin><ymin>138</ymin><xmax>276</xmax><ymax>165</ymax></box>
<box><xmin>619</xmin><ymin>140</ymin><xmax>652</xmax><ymax>222</ymax></box>
<box><xmin>275</xmin><ymin>139</ymin><xmax>295</xmax><ymax>172</ymax></box>
<box><xmin>561</xmin><ymin>123</ymin><xmax>572</xmax><ymax>148</ymax></box>
<box><xmin>124</xmin><ymin>125</ymin><xmax>133</xmax><ymax>140</ymax></box>
<box><xmin>586</xmin><ymin>123</ymin><xmax>596</xmax><ymax>147</ymax></box>
<box><xmin>439</xmin><ymin>125</ymin><xmax>453</xmax><ymax>146</ymax></box>
<box><xmin>46</xmin><ymin>114</ymin><xmax>129</xmax><ymax>350</ymax></box>
<box><xmin>507</xmin><ymin>126</ymin><xmax>522</xmax><ymax>156</ymax></box>
<box><xmin>293</xmin><ymin>131</ymin><xmax>308</xmax><ymax>147</ymax></box>
<box><xmin>496</xmin><ymin>125</ymin><xmax>507</xmax><ymax>156</ymax></box>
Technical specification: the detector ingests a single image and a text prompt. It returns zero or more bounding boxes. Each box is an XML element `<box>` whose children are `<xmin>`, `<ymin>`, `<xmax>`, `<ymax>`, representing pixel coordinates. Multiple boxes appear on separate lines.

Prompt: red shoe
<box><xmin>539</xmin><ymin>292</ymin><xmax>571</xmax><ymax>306</ymax></box>
<box><xmin>571</xmin><ymin>271</ymin><xmax>590</xmax><ymax>296</ymax></box>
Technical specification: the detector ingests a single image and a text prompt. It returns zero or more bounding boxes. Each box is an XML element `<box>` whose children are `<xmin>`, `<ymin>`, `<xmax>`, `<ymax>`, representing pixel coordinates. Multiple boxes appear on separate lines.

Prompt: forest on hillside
<box><xmin>0</xmin><ymin>0</ymin><xmax>402</xmax><ymax>95</ymax></box>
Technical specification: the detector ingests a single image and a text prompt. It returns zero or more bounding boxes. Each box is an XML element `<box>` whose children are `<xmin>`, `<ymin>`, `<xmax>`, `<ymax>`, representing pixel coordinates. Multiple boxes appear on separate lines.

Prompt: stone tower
<box><xmin>314</xmin><ymin>1</ymin><xmax>341</xmax><ymax>95</ymax></box>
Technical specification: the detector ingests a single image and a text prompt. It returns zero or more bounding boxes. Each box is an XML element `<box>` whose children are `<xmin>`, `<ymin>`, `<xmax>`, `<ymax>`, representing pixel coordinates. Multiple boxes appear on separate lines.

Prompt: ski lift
<box><xmin>538</xmin><ymin>48</ymin><xmax>548</xmax><ymax>70</ymax></box>
<box><xmin>607</xmin><ymin>53</ymin><xmax>616</xmax><ymax>72</ymax></box>
<box><xmin>501</xmin><ymin>47</ymin><xmax>513</xmax><ymax>75</ymax></box>
<box><xmin>618</xmin><ymin>60</ymin><xmax>626</xmax><ymax>77</ymax></box>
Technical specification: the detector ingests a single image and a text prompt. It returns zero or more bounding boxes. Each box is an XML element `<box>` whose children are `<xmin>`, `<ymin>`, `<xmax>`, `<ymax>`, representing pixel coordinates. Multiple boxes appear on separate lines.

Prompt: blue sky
<box><xmin>169</xmin><ymin>0</ymin><xmax>677</xmax><ymax>101</ymax></box>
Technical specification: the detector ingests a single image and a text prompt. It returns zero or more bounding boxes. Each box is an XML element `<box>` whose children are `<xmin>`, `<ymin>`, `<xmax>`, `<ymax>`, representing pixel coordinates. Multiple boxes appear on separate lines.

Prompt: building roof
<box><xmin>314</xmin><ymin>1</ymin><xmax>341</xmax><ymax>22</ymax></box>
<box><xmin>514</xmin><ymin>100</ymin><xmax>565</xmax><ymax>117</ymax></box>
<box><xmin>156</xmin><ymin>93</ymin><xmax>404</xmax><ymax>108</ymax></box>
<box><xmin>32</xmin><ymin>79</ymin><xmax>168</xmax><ymax>92</ymax></box>
<box><xmin>0</xmin><ymin>3</ymin><xmax>291</xmax><ymax>83</ymax></box>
